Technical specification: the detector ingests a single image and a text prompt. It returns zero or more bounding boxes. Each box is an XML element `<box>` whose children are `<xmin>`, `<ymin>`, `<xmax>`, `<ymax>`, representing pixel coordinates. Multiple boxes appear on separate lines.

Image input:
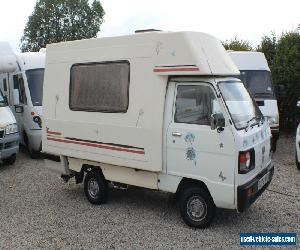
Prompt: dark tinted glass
<box><xmin>238</xmin><ymin>70</ymin><xmax>275</xmax><ymax>99</ymax></box>
<box><xmin>26</xmin><ymin>68</ymin><xmax>45</xmax><ymax>106</ymax></box>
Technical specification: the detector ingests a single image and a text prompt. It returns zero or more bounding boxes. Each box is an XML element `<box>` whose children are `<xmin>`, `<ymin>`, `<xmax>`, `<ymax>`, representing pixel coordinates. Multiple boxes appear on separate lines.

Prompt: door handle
<box><xmin>172</xmin><ymin>132</ymin><xmax>182</xmax><ymax>137</ymax></box>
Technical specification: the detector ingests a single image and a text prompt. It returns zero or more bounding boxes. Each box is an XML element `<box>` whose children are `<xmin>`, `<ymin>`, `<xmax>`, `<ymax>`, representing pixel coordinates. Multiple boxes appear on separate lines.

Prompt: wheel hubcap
<box><xmin>187</xmin><ymin>196</ymin><xmax>207</xmax><ymax>222</ymax></box>
<box><xmin>88</xmin><ymin>178</ymin><xmax>99</xmax><ymax>199</ymax></box>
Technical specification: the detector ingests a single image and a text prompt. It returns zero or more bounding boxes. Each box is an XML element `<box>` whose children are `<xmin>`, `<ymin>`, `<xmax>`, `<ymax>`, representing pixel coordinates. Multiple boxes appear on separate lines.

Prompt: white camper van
<box><xmin>43</xmin><ymin>31</ymin><xmax>274</xmax><ymax>228</ymax></box>
<box><xmin>228</xmin><ymin>51</ymin><xmax>280</xmax><ymax>152</ymax></box>
<box><xmin>0</xmin><ymin>89</ymin><xmax>19</xmax><ymax>165</ymax></box>
<box><xmin>0</xmin><ymin>50</ymin><xmax>45</xmax><ymax>158</ymax></box>
<box><xmin>0</xmin><ymin>42</ymin><xmax>19</xmax><ymax>165</ymax></box>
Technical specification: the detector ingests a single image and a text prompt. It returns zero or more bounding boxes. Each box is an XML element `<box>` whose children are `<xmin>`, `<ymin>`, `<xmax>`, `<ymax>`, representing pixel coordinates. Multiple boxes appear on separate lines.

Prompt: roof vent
<box><xmin>135</xmin><ymin>29</ymin><xmax>162</xmax><ymax>34</ymax></box>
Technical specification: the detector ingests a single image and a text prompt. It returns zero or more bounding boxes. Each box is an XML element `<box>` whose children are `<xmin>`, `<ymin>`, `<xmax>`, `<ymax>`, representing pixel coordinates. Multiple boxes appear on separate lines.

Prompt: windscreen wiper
<box><xmin>245</xmin><ymin>116</ymin><xmax>258</xmax><ymax>131</ymax></box>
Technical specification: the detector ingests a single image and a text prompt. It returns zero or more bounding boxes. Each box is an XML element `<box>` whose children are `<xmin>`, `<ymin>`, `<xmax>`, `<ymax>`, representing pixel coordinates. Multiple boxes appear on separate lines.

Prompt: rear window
<box><xmin>70</xmin><ymin>61</ymin><xmax>130</xmax><ymax>112</ymax></box>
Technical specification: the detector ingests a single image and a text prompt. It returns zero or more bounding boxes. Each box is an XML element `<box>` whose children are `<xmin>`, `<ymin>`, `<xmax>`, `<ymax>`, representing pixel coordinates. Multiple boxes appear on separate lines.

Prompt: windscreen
<box><xmin>26</xmin><ymin>68</ymin><xmax>44</xmax><ymax>106</ymax></box>
<box><xmin>237</xmin><ymin>70</ymin><xmax>275</xmax><ymax>99</ymax></box>
<box><xmin>219</xmin><ymin>81</ymin><xmax>263</xmax><ymax>130</ymax></box>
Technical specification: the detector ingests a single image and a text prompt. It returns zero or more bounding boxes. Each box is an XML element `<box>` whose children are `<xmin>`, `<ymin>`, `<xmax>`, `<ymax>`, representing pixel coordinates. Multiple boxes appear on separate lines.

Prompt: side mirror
<box><xmin>210</xmin><ymin>113</ymin><xmax>225</xmax><ymax>132</ymax></box>
<box><xmin>15</xmin><ymin>105</ymin><xmax>24</xmax><ymax>113</ymax></box>
<box><xmin>297</xmin><ymin>101</ymin><xmax>300</xmax><ymax>108</ymax></box>
<box><xmin>12</xmin><ymin>89</ymin><xmax>20</xmax><ymax>106</ymax></box>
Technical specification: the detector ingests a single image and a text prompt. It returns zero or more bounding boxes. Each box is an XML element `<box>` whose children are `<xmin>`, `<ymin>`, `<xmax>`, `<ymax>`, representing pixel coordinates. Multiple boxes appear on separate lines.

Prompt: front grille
<box><xmin>0</xmin><ymin>129</ymin><xmax>4</xmax><ymax>139</ymax></box>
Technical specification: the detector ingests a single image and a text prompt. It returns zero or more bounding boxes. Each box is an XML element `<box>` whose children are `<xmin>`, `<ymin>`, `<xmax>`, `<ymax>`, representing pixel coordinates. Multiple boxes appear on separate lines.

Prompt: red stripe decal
<box><xmin>153</xmin><ymin>67</ymin><xmax>199</xmax><ymax>72</ymax></box>
<box><xmin>47</xmin><ymin>131</ymin><xmax>62</xmax><ymax>135</ymax></box>
<box><xmin>46</xmin><ymin>127</ymin><xmax>62</xmax><ymax>135</ymax></box>
<box><xmin>47</xmin><ymin>137</ymin><xmax>145</xmax><ymax>155</ymax></box>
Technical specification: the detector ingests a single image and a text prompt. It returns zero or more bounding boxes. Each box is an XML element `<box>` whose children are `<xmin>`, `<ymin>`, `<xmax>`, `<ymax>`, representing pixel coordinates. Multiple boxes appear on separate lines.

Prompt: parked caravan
<box><xmin>43</xmin><ymin>31</ymin><xmax>274</xmax><ymax>228</ymax></box>
<box><xmin>228</xmin><ymin>51</ymin><xmax>280</xmax><ymax>152</ymax></box>
<box><xmin>0</xmin><ymin>42</ymin><xmax>19</xmax><ymax>165</ymax></box>
<box><xmin>0</xmin><ymin>48</ymin><xmax>45</xmax><ymax>158</ymax></box>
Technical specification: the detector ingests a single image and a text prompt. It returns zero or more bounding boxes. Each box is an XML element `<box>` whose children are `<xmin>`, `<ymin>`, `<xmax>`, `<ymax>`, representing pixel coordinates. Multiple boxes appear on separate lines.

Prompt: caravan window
<box><xmin>70</xmin><ymin>61</ymin><xmax>130</xmax><ymax>112</ymax></box>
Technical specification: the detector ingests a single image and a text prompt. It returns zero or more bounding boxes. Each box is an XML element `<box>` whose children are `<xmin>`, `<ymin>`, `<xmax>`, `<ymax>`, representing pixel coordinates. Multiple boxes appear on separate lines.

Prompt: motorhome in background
<box><xmin>43</xmin><ymin>31</ymin><xmax>274</xmax><ymax>228</ymax></box>
<box><xmin>228</xmin><ymin>51</ymin><xmax>280</xmax><ymax>152</ymax></box>
<box><xmin>0</xmin><ymin>44</ymin><xmax>45</xmax><ymax>158</ymax></box>
<box><xmin>0</xmin><ymin>42</ymin><xmax>19</xmax><ymax>165</ymax></box>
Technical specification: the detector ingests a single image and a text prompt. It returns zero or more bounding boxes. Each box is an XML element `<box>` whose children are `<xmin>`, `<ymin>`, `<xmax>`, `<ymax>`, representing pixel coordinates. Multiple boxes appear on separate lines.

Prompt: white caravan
<box><xmin>0</xmin><ymin>42</ymin><xmax>19</xmax><ymax>165</ymax></box>
<box><xmin>228</xmin><ymin>51</ymin><xmax>279</xmax><ymax>151</ymax></box>
<box><xmin>43</xmin><ymin>31</ymin><xmax>274</xmax><ymax>228</ymax></box>
<box><xmin>0</xmin><ymin>49</ymin><xmax>45</xmax><ymax>158</ymax></box>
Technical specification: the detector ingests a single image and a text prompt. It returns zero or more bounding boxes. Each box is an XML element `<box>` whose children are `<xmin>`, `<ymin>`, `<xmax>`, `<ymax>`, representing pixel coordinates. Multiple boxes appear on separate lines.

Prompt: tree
<box><xmin>222</xmin><ymin>36</ymin><xmax>252</xmax><ymax>51</ymax></box>
<box><xmin>20</xmin><ymin>0</ymin><xmax>105</xmax><ymax>52</ymax></box>
<box><xmin>272</xmin><ymin>32</ymin><xmax>300</xmax><ymax>129</ymax></box>
<box><xmin>256</xmin><ymin>32</ymin><xmax>277</xmax><ymax>70</ymax></box>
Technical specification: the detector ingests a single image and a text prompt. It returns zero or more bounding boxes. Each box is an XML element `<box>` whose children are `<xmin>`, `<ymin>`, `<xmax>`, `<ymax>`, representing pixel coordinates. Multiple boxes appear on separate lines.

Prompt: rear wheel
<box><xmin>84</xmin><ymin>170</ymin><xmax>108</xmax><ymax>204</ymax></box>
<box><xmin>180</xmin><ymin>187</ymin><xmax>215</xmax><ymax>228</ymax></box>
<box><xmin>2</xmin><ymin>154</ymin><xmax>16</xmax><ymax>165</ymax></box>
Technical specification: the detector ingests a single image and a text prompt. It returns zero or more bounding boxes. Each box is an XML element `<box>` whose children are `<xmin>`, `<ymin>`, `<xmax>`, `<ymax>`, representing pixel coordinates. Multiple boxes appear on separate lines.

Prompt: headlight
<box><xmin>5</xmin><ymin>123</ymin><xmax>18</xmax><ymax>135</ymax></box>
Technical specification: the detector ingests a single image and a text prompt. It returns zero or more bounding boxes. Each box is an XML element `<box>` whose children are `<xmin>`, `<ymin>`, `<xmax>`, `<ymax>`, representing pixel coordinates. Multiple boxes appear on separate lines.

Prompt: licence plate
<box><xmin>258</xmin><ymin>172</ymin><xmax>270</xmax><ymax>191</ymax></box>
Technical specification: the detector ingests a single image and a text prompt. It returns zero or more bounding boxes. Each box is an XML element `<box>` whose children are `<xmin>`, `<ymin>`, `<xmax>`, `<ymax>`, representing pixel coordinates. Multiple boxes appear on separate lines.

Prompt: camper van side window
<box><xmin>174</xmin><ymin>85</ymin><xmax>219</xmax><ymax>125</ymax></box>
<box><xmin>70</xmin><ymin>61</ymin><xmax>130</xmax><ymax>112</ymax></box>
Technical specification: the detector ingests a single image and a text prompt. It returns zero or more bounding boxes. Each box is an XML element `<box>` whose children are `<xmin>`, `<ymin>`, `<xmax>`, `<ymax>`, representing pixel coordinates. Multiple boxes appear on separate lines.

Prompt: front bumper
<box><xmin>237</xmin><ymin>163</ymin><xmax>274</xmax><ymax>212</ymax></box>
<box><xmin>0</xmin><ymin>132</ymin><xmax>19</xmax><ymax>160</ymax></box>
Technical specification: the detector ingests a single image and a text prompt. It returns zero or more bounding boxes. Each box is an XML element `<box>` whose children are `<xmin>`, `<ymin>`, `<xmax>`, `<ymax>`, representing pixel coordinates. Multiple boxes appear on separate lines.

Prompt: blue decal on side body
<box><xmin>184</xmin><ymin>133</ymin><xmax>197</xmax><ymax>166</ymax></box>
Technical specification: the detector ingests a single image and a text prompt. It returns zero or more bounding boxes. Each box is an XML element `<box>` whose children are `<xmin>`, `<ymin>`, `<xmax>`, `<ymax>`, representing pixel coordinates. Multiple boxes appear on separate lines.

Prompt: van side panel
<box><xmin>43</xmin><ymin>56</ymin><xmax>167</xmax><ymax>172</ymax></box>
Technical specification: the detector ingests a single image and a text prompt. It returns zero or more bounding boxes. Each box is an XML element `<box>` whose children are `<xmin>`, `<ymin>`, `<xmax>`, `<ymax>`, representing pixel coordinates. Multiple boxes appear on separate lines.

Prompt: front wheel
<box><xmin>180</xmin><ymin>187</ymin><xmax>216</xmax><ymax>228</ymax></box>
<box><xmin>2</xmin><ymin>154</ymin><xmax>17</xmax><ymax>165</ymax></box>
<box><xmin>24</xmin><ymin>132</ymin><xmax>40</xmax><ymax>159</ymax></box>
<box><xmin>296</xmin><ymin>150</ymin><xmax>300</xmax><ymax>170</ymax></box>
<box><xmin>29</xmin><ymin>148</ymin><xmax>40</xmax><ymax>159</ymax></box>
<box><xmin>84</xmin><ymin>170</ymin><xmax>108</xmax><ymax>204</ymax></box>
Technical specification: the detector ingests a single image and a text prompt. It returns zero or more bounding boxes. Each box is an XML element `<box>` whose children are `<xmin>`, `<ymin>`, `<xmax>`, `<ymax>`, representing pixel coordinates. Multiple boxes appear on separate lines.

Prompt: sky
<box><xmin>0</xmin><ymin>0</ymin><xmax>299</xmax><ymax>52</ymax></box>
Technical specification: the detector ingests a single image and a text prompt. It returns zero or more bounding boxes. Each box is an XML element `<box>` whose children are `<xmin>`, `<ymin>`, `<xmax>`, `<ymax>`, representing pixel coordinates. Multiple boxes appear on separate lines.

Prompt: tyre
<box><xmin>180</xmin><ymin>187</ymin><xmax>216</xmax><ymax>228</ymax></box>
<box><xmin>84</xmin><ymin>170</ymin><xmax>108</xmax><ymax>204</ymax></box>
<box><xmin>296</xmin><ymin>150</ymin><xmax>300</xmax><ymax>170</ymax></box>
<box><xmin>271</xmin><ymin>137</ymin><xmax>277</xmax><ymax>152</ymax></box>
<box><xmin>29</xmin><ymin>148</ymin><xmax>40</xmax><ymax>159</ymax></box>
<box><xmin>2</xmin><ymin>154</ymin><xmax>17</xmax><ymax>165</ymax></box>
<box><xmin>24</xmin><ymin>132</ymin><xmax>40</xmax><ymax>159</ymax></box>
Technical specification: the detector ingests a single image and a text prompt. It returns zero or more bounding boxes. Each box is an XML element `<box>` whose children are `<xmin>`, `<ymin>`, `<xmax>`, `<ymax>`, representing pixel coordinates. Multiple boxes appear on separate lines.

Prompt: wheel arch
<box><xmin>176</xmin><ymin>178</ymin><xmax>214</xmax><ymax>202</ymax></box>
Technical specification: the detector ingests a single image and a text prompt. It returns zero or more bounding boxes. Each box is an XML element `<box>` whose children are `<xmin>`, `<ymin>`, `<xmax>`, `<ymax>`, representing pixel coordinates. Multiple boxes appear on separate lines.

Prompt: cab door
<box><xmin>166</xmin><ymin>82</ymin><xmax>236</xmax><ymax>208</ymax></box>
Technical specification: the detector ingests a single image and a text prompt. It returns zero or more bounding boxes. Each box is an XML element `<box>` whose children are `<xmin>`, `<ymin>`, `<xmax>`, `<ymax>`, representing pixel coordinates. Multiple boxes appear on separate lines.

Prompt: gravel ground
<box><xmin>0</xmin><ymin>135</ymin><xmax>299</xmax><ymax>249</ymax></box>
